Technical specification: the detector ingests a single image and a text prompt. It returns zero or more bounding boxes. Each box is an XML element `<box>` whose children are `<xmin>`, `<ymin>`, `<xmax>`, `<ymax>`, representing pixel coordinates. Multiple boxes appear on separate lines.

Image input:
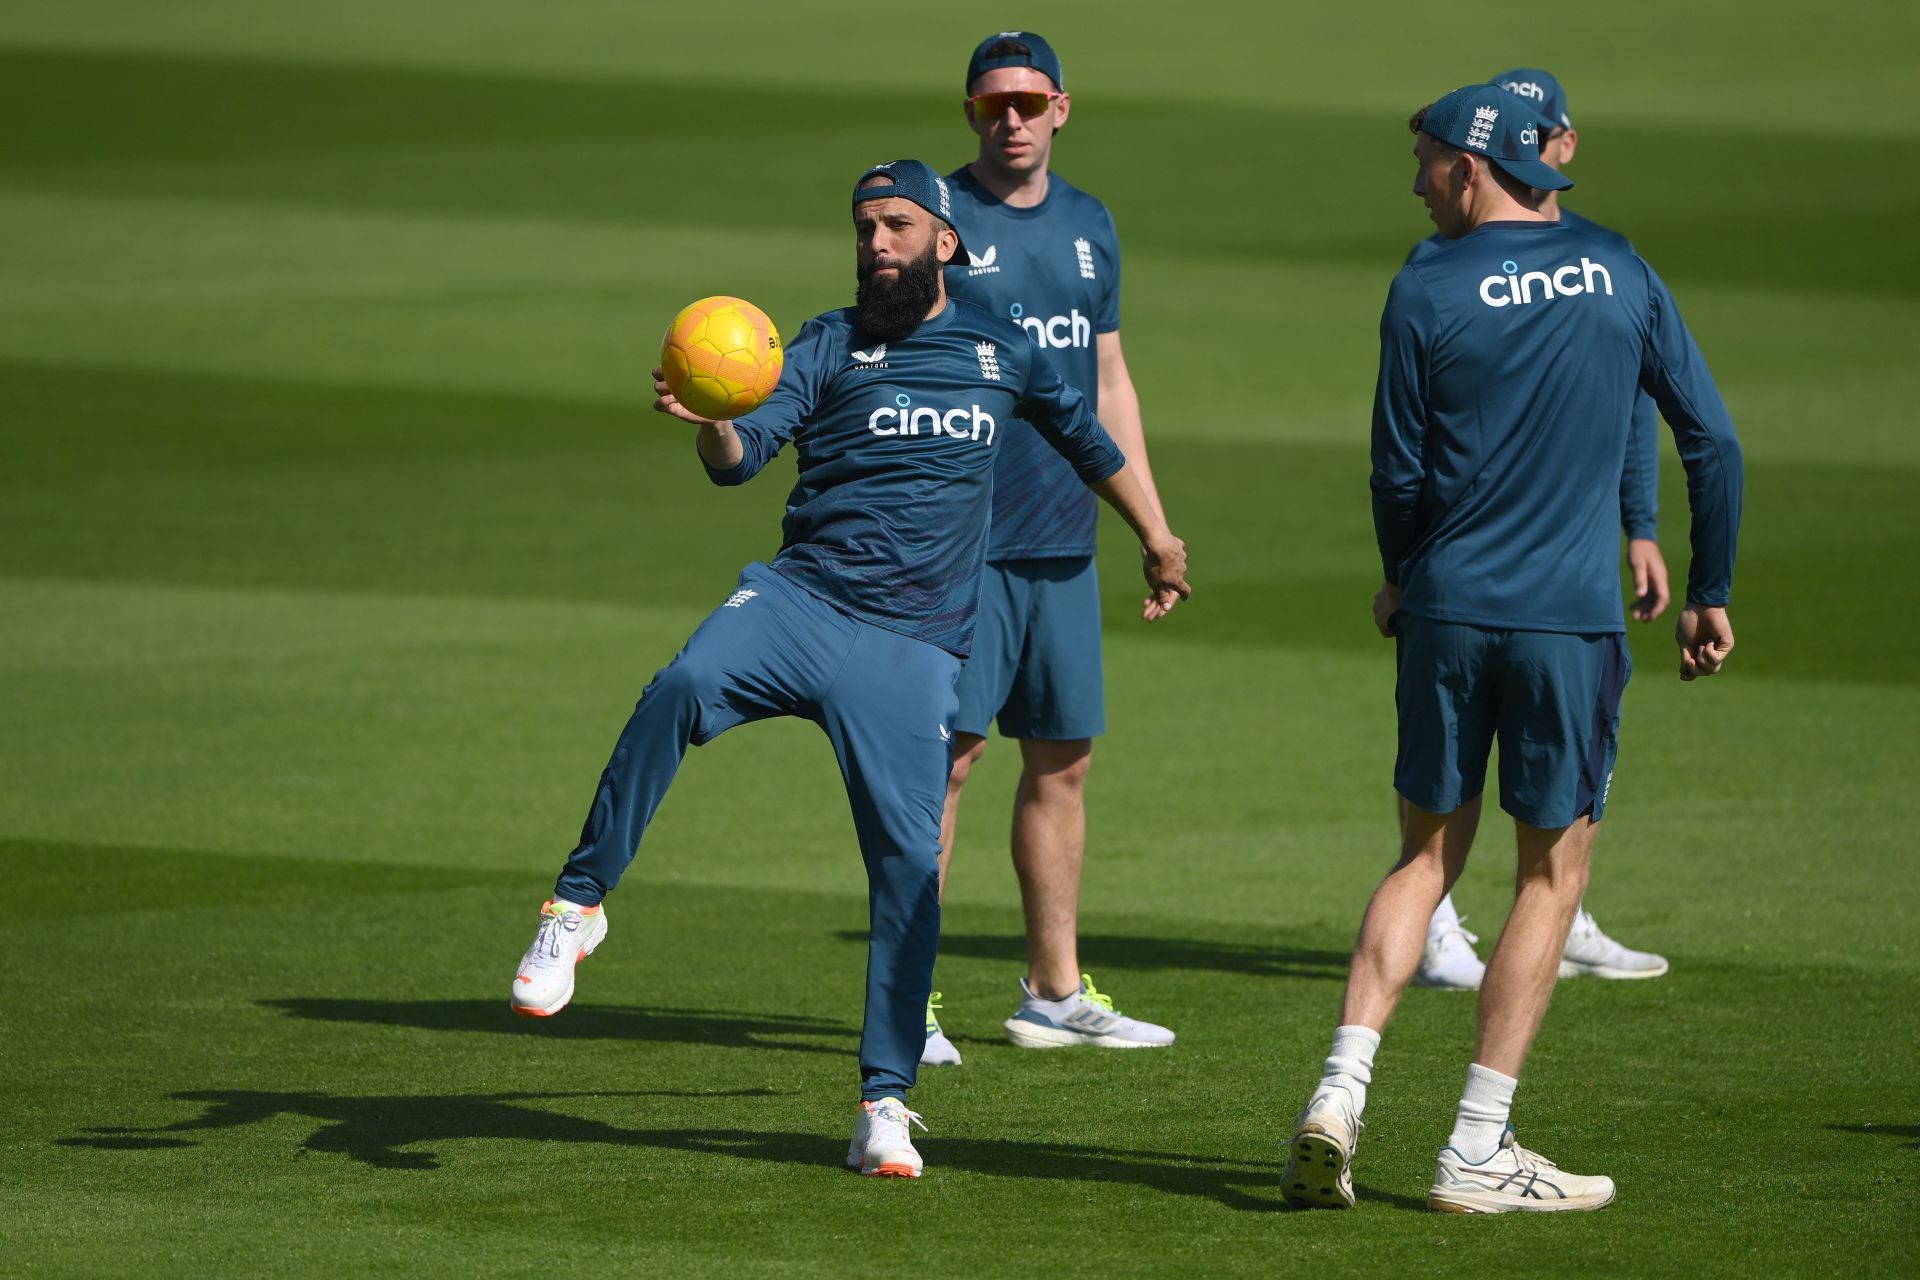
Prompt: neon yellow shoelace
<box><xmin>1079</xmin><ymin>974</ymin><xmax>1116</xmax><ymax>1012</ymax></box>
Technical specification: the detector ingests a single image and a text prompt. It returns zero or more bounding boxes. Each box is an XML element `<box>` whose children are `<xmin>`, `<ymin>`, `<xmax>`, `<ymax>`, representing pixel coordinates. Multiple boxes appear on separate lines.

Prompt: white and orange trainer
<box><xmin>510</xmin><ymin>898</ymin><xmax>606</xmax><ymax>1017</ymax></box>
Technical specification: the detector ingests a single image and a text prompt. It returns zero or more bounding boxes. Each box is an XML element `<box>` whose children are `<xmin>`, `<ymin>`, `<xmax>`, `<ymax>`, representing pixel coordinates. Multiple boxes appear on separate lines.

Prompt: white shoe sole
<box><xmin>1411</xmin><ymin>971</ymin><xmax>1482</xmax><ymax>990</ymax></box>
<box><xmin>861</xmin><ymin>1159</ymin><xmax>921</xmax><ymax>1178</ymax></box>
<box><xmin>848</xmin><ymin>1143</ymin><xmax>921</xmax><ymax>1174</ymax></box>
<box><xmin>1428</xmin><ymin>1183</ymin><xmax>1615</xmax><ymax>1213</ymax></box>
<box><xmin>1282</xmin><ymin>1128</ymin><xmax>1355</xmax><ymax>1209</ymax></box>
<box><xmin>510</xmin><ymin>912</ymin><xmax>607</xmax><ymax>1017</ymax></box>
<box><xmin>1558</xmin><ymin>957</ymin><xmax>1668</xmax><ymax>980</ymax></box>
<box><xmin>1002</xmin><ymin>1017</ymin><xmax>1170</xmax><ymax>1049</ymax></box>
<box><xmin>847</xmin><ymin>1141</ymin><xmax>921</xmax><ymax>1177</ymax></box>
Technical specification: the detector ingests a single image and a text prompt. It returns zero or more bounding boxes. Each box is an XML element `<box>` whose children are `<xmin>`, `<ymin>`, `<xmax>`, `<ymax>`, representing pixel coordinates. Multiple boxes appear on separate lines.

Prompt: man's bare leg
<box><xmin>1282</xmin><ymin>796</ymin><xmax>1480</xmax><ymax>1208</ymax></box>
<box><xmin>1440</xmin><ymin>816</ymin><xmax>1597</xmax><ymax>1162</ymax></box>
<box><xmin>1341</xmin><ymin>795</ymin><xmax>1483</xmax><ymax>1031</ymax></box>
<box><xmin>1472</xmin><ymin>816</ymin><xmax>1597</xmax><ymax>1077</ymax></box>
<box><xmin>937</xmin><ymin>732</ymin><xmax>990</xmax><ymax>900</ymax></box>
<box><xmin>1011</xmin><ymin>737</ymin><xmax>1092</xmax><ymax>999</ymax></box>
<box><xmin>1426</xmin><ymin>817</ymin><xmax>1616</xmax><ymax>1211</ymax></box>
<box><xmin>1404</xmin><ymin>795</ymin><xmax>1488</xmax><ymax>989</ymax></box>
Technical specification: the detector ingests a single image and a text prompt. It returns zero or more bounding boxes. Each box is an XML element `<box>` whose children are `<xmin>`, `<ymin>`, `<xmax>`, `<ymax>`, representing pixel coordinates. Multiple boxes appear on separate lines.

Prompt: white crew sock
<box><xmin>1448</xmin><ymin>1063</ymin><xmax>1518</xmax><ymax>1163</ymax></box>
<box><xmin>1431</xmin><ymin>893</ymin><xmax>1461</xmax><ymax>929</ymax></box>
<box><xmin>1311</xmin><ymin>1024</ymin><xmax>1382</xmax><ymax>1117</ymax></box>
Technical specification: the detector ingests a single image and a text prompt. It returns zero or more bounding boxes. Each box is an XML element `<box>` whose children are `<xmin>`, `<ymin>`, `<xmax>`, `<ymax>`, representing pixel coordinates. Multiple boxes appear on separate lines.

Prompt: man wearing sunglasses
<box><xmin>925</xmin><ymin>32</ymin><xmax>1178</xmax><ymax>1066</ymax></box>
<box><xmin>1405</xmin><ymin>68</ymin><xmax>1675</xmax><ymax>993</ymax></box>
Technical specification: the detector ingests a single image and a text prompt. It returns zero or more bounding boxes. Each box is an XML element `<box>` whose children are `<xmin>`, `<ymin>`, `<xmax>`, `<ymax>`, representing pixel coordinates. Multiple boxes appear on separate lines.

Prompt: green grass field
<box><xmin>3</xmin><ymin>2</ymin><xmax>1916</xmax><ymax>1274</ymax></box>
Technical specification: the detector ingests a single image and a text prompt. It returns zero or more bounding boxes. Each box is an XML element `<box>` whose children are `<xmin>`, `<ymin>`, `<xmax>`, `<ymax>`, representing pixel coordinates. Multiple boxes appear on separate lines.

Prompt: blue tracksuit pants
<box><xmin>554</xmin><ymin>563</ymin><xmax>958</xmax><ymax>1101</ymax></box>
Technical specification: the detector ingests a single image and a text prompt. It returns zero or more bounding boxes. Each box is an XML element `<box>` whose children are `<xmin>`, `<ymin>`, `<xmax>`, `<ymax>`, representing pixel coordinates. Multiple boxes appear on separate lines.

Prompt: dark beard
<box><xmin>854</xmin><ymin>242</ymin><xmax>942</xmax><ymax>343</ymax></box>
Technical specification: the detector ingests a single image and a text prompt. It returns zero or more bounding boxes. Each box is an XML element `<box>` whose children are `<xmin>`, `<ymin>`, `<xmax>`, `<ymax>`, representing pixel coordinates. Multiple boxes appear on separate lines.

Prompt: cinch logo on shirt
<box><xmin>866</xmin><ymin>398</ymin><xmax>997</xmax><ymax>444</ymax></box>
<box><xmin>1009</xmin><ymin>303</ymin><xmax>1092</xmax><ymax>349</ymax></box>
<box><xmin>1478</xmin><ymin>256</ymin><xmax>1615</xmax><ymax>308</ymax></box>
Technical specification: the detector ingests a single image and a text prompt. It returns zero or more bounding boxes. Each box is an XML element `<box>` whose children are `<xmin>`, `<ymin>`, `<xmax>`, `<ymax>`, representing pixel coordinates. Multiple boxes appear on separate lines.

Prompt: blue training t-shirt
<box><xmin>942</xmin><ymin>167</ymin><xmax>1122</xmax><ymax>561</ymax></box>
<box><xmin>1407</xmin><ymin>208</ymin><xmax>1659</xmax><ymax>540</ymax></box>
<box><xmin>712</xmin><ymin>300</ymin><xmax>1125</xmax><ymax>658</ymax></box>
<box><xmin>1373</xmin><ymin>220</ymin><xmax>1743</xmax><ymax>634</ymax></box>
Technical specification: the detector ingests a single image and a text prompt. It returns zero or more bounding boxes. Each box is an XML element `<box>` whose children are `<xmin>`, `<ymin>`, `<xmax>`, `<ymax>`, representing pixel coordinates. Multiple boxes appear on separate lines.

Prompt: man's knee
<box><xmin>1019</xmin><ymin>738</ymin><xmax>1092</xmax><ymax>796</ymax></box>
<box><xmin>1395</xmin><ymin>794</ymin><xmax>1479</xmax><ymax>869</ymax></box>
<box><xmin>947</xmin><ymin>732</ymin><xmax>989</xmax><ymax>790</ymax></box>
<box><xmin>1513</xmin><ymin>818</ymin><xmax>1597</xmax><ymax>893</ymax></box>
<box><xmin>639</xmin><ymin>657</ymin><xmax>727</xmax><ymax>737</ymax></box>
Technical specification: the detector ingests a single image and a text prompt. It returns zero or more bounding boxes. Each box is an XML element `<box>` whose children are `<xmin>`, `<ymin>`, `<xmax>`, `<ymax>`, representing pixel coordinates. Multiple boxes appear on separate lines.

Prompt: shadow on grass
<box><xmin>1355</xmin><ymin>1185</ymin><xmax>1431</xmax><ymax>1213</ymax></box>
<box><xmin>57</xmin><ymin>1088</ymin><xmax>1307</xmax><ymax>1208</ymax></box>
<box><xmin>842</xmin><ymin>932</ymin><xmax>1349</xmax><ymax>980</ymax></box>
<box><xmin>58</xmin><ymin>1089</ymin><xmax>779</xmax><ymax>1170</ymax></box>
<box><xmin>261</xmin><ymin>998</ymin><xmax>855</xmax><ymax>1054</ymax></box>
<box><xmin>1829</xmin><ymin>1123</ymin><xmax>1920</xmax><ymax>1150</ymax></box>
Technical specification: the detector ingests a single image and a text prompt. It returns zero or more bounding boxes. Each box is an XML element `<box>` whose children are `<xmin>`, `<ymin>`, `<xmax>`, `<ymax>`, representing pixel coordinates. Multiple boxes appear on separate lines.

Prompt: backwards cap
<box><xmin>965</xmin><ymin>30</ymin><xmax>1064</xmax><ymax>92</ymax></box>
<box><xmin>852</xmin><ymin>160</ymin><xmax>971</xmax><ymax>262</ymax></box>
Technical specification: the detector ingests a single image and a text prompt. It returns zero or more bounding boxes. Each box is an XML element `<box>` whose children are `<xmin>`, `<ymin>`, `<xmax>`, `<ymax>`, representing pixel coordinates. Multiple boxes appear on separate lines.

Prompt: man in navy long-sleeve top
<box><xmin>505</xmin><ymin>160</ymin><xmax>1189</xmax><ymax>1181</ymax></box>
<box><xmin>1408</xmin><ymin>66</ymin><xmax>1676</xmax><ymax>989</ymax></box>
<box><xmin>1282</xmin><ymin>84</ymin><xmax>1742</xmax><ymax>1215</ymax></box>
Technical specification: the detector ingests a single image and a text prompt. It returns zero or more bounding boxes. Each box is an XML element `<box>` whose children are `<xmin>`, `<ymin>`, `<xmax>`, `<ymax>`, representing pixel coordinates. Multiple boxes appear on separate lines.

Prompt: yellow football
<box><xmin>660</xmin><ymin>296</ymin><xmax>784</xmax><ymax>420</ymax></box>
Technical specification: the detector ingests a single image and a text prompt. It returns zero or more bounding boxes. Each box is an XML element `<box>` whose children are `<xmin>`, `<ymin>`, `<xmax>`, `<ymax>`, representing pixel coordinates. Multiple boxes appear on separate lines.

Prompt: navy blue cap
<box><xmin>965</xmin><ymin>31</ymin><xmax>1063</xmax><ymax>92</ymax></box>
<box><xmin>1492</xmin><ymin>68</ymin><xmax>1572</xmax><ymax>132</ymax></box>
<box><xmin>1419</xmin><ymin>84</ymin><xmax>1573</xmax><ymax>192</ymax></box>
<box><xmin>853</xmin><ymin>160</ymin><xmax>970</xmax><ymax>262</ymax></box>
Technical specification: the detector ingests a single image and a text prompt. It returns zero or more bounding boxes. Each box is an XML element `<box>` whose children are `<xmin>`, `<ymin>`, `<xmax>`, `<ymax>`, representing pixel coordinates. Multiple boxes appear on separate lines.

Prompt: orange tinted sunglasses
<box><xmin>966</xmin><ymin>90</ymin><xmax>1063</xmax><ymax>123</ymax></box>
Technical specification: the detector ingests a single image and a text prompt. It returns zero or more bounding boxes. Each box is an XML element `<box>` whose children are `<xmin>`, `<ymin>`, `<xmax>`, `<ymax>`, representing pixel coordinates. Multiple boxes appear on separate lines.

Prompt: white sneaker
<box><xmin>1002</xmin><ymin>974</ymin><xmax>1175</xmax><ymax>1049</ymax></box>
<box><xmin>920</xmin><ymin>992</ymin><xmax>962</xmax><ymax>1067</ymax></box>
<box><xmin>1428</xmin><ymin>1128</ymin><xmax>1616</xmax><ymax>1213</ymax></box>
<box><xmin>1412</xmin><ymin>915</ymin><xmax>1485</xmax><ymax>990</ymax></box>
<box><xmin>1281</xmin><ymin>1088</ymin><xmax>1364</xmax><ymax>1209</ymax></box>
<box><xmin>845</xmin><ymin>1097</ymin><xmax>927</xmax><ymax>1178</ymax></box>
<box><xmin>509</xmin><ymin>898</ymin><xmax>607</xmax><ymax>1017</ymax></box>
<box><xmin>1559</xmin><ymin>910</ymin><xmax>1668</xmax><ymax>979</ymax></box>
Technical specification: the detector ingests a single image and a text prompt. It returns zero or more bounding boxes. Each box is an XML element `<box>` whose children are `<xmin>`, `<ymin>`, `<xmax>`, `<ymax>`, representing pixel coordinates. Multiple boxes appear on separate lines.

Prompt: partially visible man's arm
<box><xmin>1094</xmin><ymin>331</ymin><xmax>1167</xmax><ymax>527</ymax></box>
<box><xmin>1620</xmin><ymin>391</ymin><xmax>1671</xmax><ymax>622</ymax></box>
<box><xmin>1018</xmin><ymin>339</ymin><xmax>1189</xmax><ymax>618</ymax></box>
<box><xmin>654</xmin><ymin>317</ymin><xmax>825</xmax><ymax>485</ymax></box>
<box><xmin>1369</xmin><ymin>268</ymin><xmax>1436</xmax><ymax>636</ymax></box>
<box><xmin>1637</xmin><ymin>263</ymin><xmax>1745</xmax><ymax>678</ymax></box>
<box><xmin>1089</xmin><ymin>465</ymin><xmax>1188</xmax><ymax>618</ymax></box>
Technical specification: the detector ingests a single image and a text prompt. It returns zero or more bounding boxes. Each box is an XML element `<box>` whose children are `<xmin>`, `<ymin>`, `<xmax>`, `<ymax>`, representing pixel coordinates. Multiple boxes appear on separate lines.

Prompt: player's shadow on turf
<box><xmin>260</xmin><ymin>998</ymin><xmax>855</xmax><ymax>1054</ymax></box>
<box><xmin>851</xmin><ymin>932</ymin><xmax>1350</xmax><ymax>980</ymax></box>
<box><xmin>1829</xmin><ymin>1123</ymin><xmax>1920</xmax><ymax>1150</ymax></box>
<box><xmin>57</xmin><ymin>1089</ymin><xmax>785</xmax><ymax>1171</ymax></box>
<box><xmin>57</xmin><ymin>1088</ymin><xmax>1363</xmax><ymax>1209</ymax></box>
